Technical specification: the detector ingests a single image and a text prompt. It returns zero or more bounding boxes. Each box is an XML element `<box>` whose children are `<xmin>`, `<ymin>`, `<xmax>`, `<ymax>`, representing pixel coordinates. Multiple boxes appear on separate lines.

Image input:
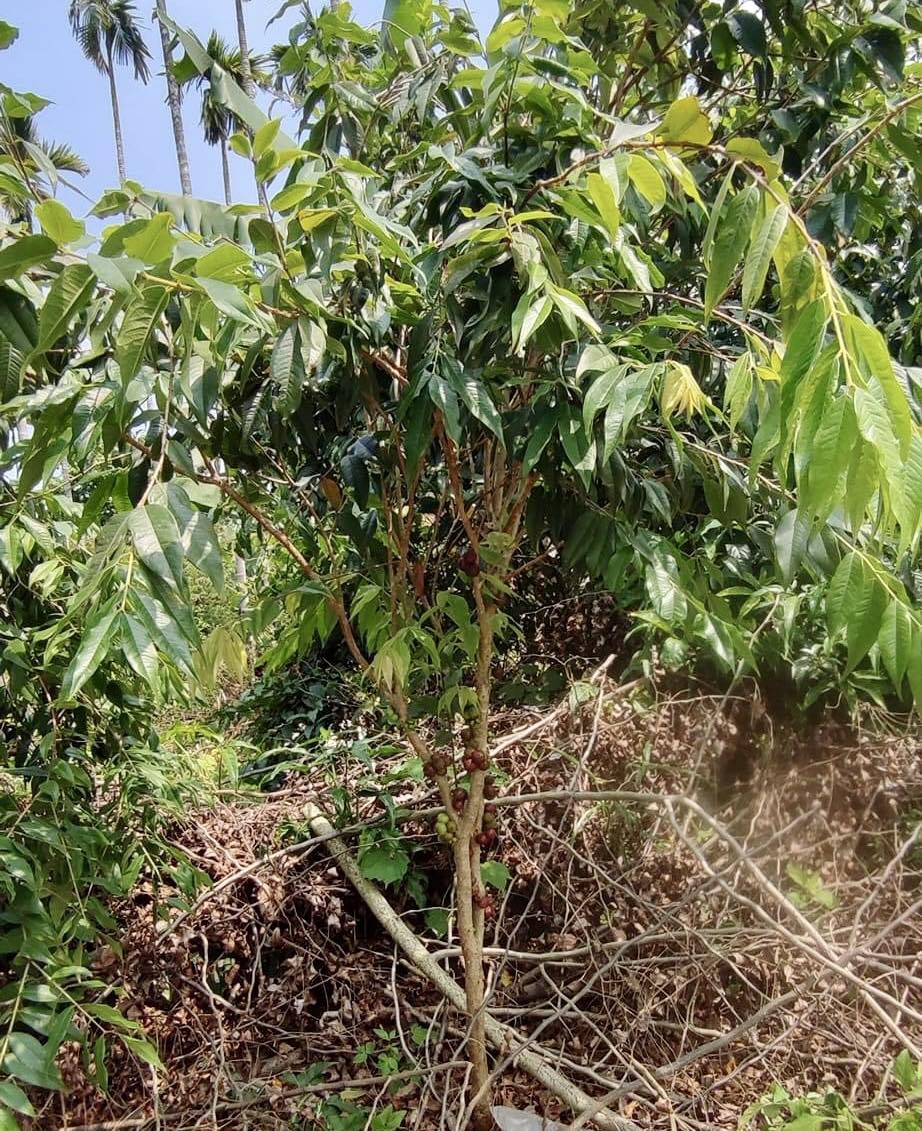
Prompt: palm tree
<box><xmin>0</xmin><ymin>112</ymin><xmax>89</xmax><ymax>222</ymax></box>
<box><xmin>67</xmin><ymin>0</ymin><xmax>151</xmax><ymax>184</ymax></box>
<box><xmin>153</xmin><ymin>0</ymin><xmax>192</xmax><ymax>195</ymax></box>
<box><xmin>233</xmin><ymin>0</ymin><xmax>257</xmax><ymax>99</ymax></box>
<box><xmin>184</xmin><ymin>33</ymin><xmax>266</xmax><ymax>206</ymax></box>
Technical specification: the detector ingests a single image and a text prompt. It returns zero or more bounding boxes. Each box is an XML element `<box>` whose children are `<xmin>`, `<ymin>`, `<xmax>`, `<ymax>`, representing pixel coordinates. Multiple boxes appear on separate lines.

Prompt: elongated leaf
<box><xmin>827</xmin><ymin>552</ymin><xmax>886</xmax><ymax>672</ymax></box>
<box><xmin>582</xmin><ymin>366</ymin><xmax>623</xmax><ymax>433</ymax></box>
<box><xmin>133</xmin><ymin>592</ymin><xmax>194</xmax><ymax>673</ymax></box>
<box><xmin>34</xmin><ymin>264</ymin><xmax>95</xmax><ymax>355</ymax></box>
<box><xmin>129</xmin><ymin>505</ymin><xmax>184</xmax><ymax>590</ymax></box>
<box><xmin>116</xmin><ymin>287</ymin><xmax>169</xmax><ymax>381</ymax></box>
<box><xmin>826</xmin><ymin>551</ymin><xmax>863</xmax><ymax>637</ymax></box>
<box><xmin>741</xmin><ymin>204</ymin><xmax>786</xmax><ymax>311</ymax></box>
<box><xmin>704</xmin><ymin>185</ymin><xmax>758</xmax><ymax>316</ymax></box>
<box><xmin>0</xmin><ymin>235</ymin><xmax>56</xmax><ymax>281</ymax></box>
<box><xmin>878</xmin><ymin>600</ymin><xmax>912</xmax><ymax>692</ymax></box>
<box><xmin>271</xmin><ymin>322</ymin><xmax>305</xmax><ymax>414</ymax></box>
<box><xmin>60</xmin><ymin>606</ymin><xmax>119</xmax><ymax>700</ymax></box>
<box><xmin>184</xmin><ymin>511</ymin><xmax>224</xmax><ymax>591</ymax></box>
<box><xmin>452</xmin><ymin>372</ymin><xmax>504</xmax><ymax>445</ymax></box>
<box><xmin>627</xmin><ymin>154</ymin><xmax>666</xmax><ymax>211</ymax></box>
<box><xmin>774</xmin><ymin>508</ymin><xmax>811</xmax><ymax>583</ymax></box>
<box><xmin>120</xmin><ymin>613</ymin><xmax>159</xmax><ymax>691</ymax></box>
<box><xmin>843</xmin><ymin>314</ymin><xmax>911</xmax><ymax>457</ymax></box>
<box><xmin>801</xmin><ymin>395</ymin><xmax>857</xmax><ymax>516</ymax></box>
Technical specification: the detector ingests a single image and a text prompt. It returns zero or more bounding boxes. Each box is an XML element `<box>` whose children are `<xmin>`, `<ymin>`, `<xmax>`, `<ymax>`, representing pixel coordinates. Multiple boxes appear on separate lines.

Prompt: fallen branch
<box><xmin>304</xmin><ymin>803</ymin><xmax>640</xmax><ymax>1131</ymax></box>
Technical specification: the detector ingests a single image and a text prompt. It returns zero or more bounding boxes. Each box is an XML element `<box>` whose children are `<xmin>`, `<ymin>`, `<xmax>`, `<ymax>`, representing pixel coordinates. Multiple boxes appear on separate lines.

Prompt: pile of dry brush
<box><xmin>45</xmin><ymin>678</ymin><xmax>921</xmax><ymax>1131</ymax></box>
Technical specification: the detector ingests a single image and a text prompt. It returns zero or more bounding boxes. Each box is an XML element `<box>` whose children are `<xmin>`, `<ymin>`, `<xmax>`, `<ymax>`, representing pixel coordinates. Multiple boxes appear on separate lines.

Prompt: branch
<box><xmin>304</xmin><ymin>803</ymin><xmax>639</xmax><ymax>1131</ymax></box>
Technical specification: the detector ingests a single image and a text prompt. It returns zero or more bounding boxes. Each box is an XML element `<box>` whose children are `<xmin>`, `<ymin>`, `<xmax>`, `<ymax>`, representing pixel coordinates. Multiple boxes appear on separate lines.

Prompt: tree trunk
<box><xmin>220</xmin><ymin>136</ymin><xmax>232</xmax><ymax>206</ymax></box>
<box><xmin>155</xmin><ymin>0</ymin><xmax>193</xmax><ymax>195</ymax></box>
<box><xmin>106</xmin><ymin>44</ymin><xmax>127</xmax><ymax>183</ymax></box>
<box><xmin>234</xmin><ymin>0</ymin><xmax>256</xmax><ymax>98</ymax></box>
<box><xmin>233</xmin><ymin>0</ymin><xmax>272</xmax><ymax>214</ymax></box>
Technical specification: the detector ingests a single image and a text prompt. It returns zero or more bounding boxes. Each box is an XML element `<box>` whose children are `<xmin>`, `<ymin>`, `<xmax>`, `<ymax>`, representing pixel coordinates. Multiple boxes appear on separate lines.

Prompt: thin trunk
<box><xmin>220</xmin><ymin>136</ymin><xmax>232</xmax><ymax>205</ymax></box>
<box><xmin>233</xmin><ymin>0</ymin><xmax>272</xmax><ymax>214</ymax></box>
<box><xmin>155</xmin><ymin>0</ymin><xmax>193</xmax><ymax>195</ymax></box>
<box><xmin>233</xmin><ymin>0</ymin><xmax>256</xmax><ymax>98</ymax></box>
<box><xmin>106</xmin><ymin>43</ymin><xmax>127</xmax><ymax>183</ymax></box>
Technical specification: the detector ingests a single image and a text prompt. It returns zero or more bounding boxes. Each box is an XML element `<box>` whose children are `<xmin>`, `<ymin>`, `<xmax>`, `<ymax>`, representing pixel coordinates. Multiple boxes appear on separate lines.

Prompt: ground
<box><xmin>40</xmin><ymin>677</ymin><xmax>922</xmax><ymax>1131</ymax></box>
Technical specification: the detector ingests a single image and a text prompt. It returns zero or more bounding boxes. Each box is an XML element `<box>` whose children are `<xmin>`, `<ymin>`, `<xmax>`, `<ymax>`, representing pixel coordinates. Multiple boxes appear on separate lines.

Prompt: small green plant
<box><xmin>742</xmin><ymin>1054</ymin><xmax>922</xmax><ymax>1131</ymax></box>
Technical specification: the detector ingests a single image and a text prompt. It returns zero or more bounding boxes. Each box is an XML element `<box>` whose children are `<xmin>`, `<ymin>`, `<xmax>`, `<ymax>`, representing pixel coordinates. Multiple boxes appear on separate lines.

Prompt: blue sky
<box><xmin>4</xmin><ymin>1</ymin><xmax>496</xmax><ymax>212</ymax></box>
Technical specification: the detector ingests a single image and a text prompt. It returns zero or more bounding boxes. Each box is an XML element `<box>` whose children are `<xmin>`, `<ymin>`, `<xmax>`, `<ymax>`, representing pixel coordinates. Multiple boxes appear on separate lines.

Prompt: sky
<box><xmin>3</xmin><ymin>1</ymin><xmax>496</xmax><ymax>214</ymax></box>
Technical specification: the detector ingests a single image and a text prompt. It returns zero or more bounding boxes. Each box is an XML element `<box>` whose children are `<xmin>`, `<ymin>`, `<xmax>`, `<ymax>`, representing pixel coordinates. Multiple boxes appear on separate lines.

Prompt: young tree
<box><xmin>153</xmin><ymin>0</ymin><xmax>193</xmax><ymax>195</ymax></box>
<box><xmin>3</xmin><ymin>2</ymin><xmax>922</xmax><ymax>1123</ymax></box>
<box><xmin>67</xmin><ymin>0</ymin><xmax>151</xmax><ymax>183</ymax></box>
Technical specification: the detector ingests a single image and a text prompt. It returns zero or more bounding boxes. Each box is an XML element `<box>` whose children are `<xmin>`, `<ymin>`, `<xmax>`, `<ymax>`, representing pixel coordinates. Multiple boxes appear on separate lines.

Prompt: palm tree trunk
<box><xmin>220</xmin><ymin>137</ymin><xmax>232</xmax><ymax>205</ymax></box>
<box><xmin>106</xmin><ymin>42</ymin><xmax>127</xmax><ymax>183</ymax></box>
<box><xmin>155</xmin><ymin>0</ymin><xmax>192</xmax><ymax>195</ymax></box>
<box><xmin>233</xmin><ymin>0</ymin><xmax>256</xmax><ymax>98</ymax></box>
<box><xmin>233</xmin><ymin>0</ymin><xmax>271</xmax><ymax>214</ymax></box>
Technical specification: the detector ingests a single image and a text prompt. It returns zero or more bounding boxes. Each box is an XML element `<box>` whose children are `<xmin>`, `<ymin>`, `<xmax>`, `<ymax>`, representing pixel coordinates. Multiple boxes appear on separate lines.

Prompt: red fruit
<box><xmin>483</xmin><ymin>778</ymin><xmax>498</xmax><ymax>799</ymax></box>
<box><xmin>458</xmin><ymin>546</ymin><xmax>481</xmax><ymax>577</ymax></box>
<box><xmin>475</xmin><ymin>831</ymin><xmax>490</xmax><ymax>847</ymax></box>
<box><xmin>452</xmin><ymin>789</ymin><xmax>467</xmax><ymax>813</ymax></box>
<box><xmin>462</xmin><ymin>753</ymin><xmax>476</xmax><ymax>773</ymax></box>
<box><xmin>423</xmin><ymin>761</ymin><xmax>437</xmax><ymax>781</ymax></box>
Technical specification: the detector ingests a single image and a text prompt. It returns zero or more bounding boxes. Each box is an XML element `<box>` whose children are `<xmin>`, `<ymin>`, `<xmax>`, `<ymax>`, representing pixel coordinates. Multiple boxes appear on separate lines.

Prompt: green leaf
<box><xmin>271</xmin><ymin>322</ymin><xmax>305</xmax><ymax>414</ymax></box>
<box><xmin>0</xmin><ymin>235</ymin><xmax>56</xmax><ymax>281</ymax></box>
<box><xmin>129</xmin><ymin>505</ymin><xmax>184</xmax><ymax>590</ymax></box>
<box><xmin>774</xmin><ymin>509</ymin><xmax>811</xmax><ymax>584</ymax></box>
<box><xmin>586</xmin><ymin>171</ymin><xmax>620</xmax><ymax>237</ymax></box>
<box><xmin>826</xmin><ymin>552</ymin><xmax>863</xmax><ymax>637</ymax></box>
<box><xmin>522</xmin><ymin>407</ymin><xmax>557</xmax><ymax>473</ymax></box>
<box><xmin>645</xmin><ymin>553</ymin><xmax>687</xmax><ymax>622</ymax></box>
<box><xmin>660</xmin><ymin>95</ymin><xmax>712</xmax><ymax>145</ymax></box>
<box><xmin>827</xmin><ymin>552</ymin><xmax>886</xmax><ymax>672</ymax></box>
<box><xmin>0</xmin><ymin>1081</ymin><xmax>34</xmax><ymax>1117</ymax></box>
<box><xmin>120</xmin><ymin>1035</ymin><xmax>164</xmax><ymax>1071</ymax></box>
<box><xmin>358</xmin><ymin>840</ymin><xmax>410</xmax><ymax>885</ymax></box>
<box><xmin>2</xmin><ymin>1033</ymin><xmax>62</xmax><ymax>1090</ymax></box>
<box><xmin>780</xmin><ymin>299</ymin><xmax>827</xmax><ymax>403</ymax></box>
<box><xmin>35</xmin><ymin>199</ymin><xmax>85</xmax><ymax>245</ymax></box>
<box><xmin>33</xmin><ymin>264</ymin><xmax>95</xmax><ymax>355</ymax></box>
<box><xmin>704</xmin><ymin>185</ymin><xmax>758</xmax><ymax>317</ymax></box>
<box><xmin>627</xmin><ymin>154</ymin><xmax>666</xmax><ymax>212</ymax></box>
<box><xmin>480</xmin><ymin>860</ymin><xmax>511</xmax><ymax>892</ymax></box>
<box><xmin>741</xmin><ymin>204</ymin><xmax>786</xmax><ymax>311</ymax></box>
<box><xmin>844</xmin><ymin>315</ymin><xmax>912</xmax><ymax>461</ymax></box>
<box><xmin>855</xmin><ymin>383</ymin><xmax>903</xmax><ymax>498</ymax></box>
<box><xmin>116</xmin><ymin>286</ymin><xmax>169</xmax><ymax>382</ymax></box>
<box><xmin>60</xmin><ymin>606</ymin><xmax>119</xmax><ymax>700</ymax></box>
<box><xmin>726</xmin><ymin>10</ymin><xmax>766</xmax><ymax>57</ymax></box>
<box><xmin>134</xmin><ymin>592</ymin><xmax>195</xmax><ymax>673</ymax></box>
<box><xmin>582</xmin><ymin>366</ymin><xmax>623</xmax><ymax>433</ymax></box>
<box><xmin>449</xmin><ymin>370</ymin><xmax>504</xmax><ymax>445</ymax></box>
<box><xmin>122</xmin><ymin>213</ymin><xmax>176</xmax><ymax>264</ymax></box>
<box><xmin>878</xmin><ymin>600</ymin><xmax>913</xmax><ymax>693</ymax></box>
<box><xmin>892</xmin><ymin>1050</ymin><xmax>918</xmax><ymax>1093</ymax></box>
<box><xmin>0</xmin><ymin>1108</ymin><xmax>20</xmax><ymax>1131</ymax></box>
<box><xmin>724</xmin><ymin>137</ymin><xmax>781</xmax><ymax>180</ymax></box>
<box><xmin>120</xmin><ymin>613</ymin><xmax>159</xmax><ymax>691</ymax></box>
<box><xmin>549</xmin><ymin>285</ymin><xmax>600</xmax><ymax>337</ymax></box>
<box><xmin>184</xmin><ymin>511</ymin><xmax>224</xmax><ymax>592</ymax></box>
<box><xmin>0</xmin><ymin>21</ymin><xmax>19</xmax><ymax>50</ymax></box>
<box><xmin>512</xmin><ymin>293</ymin><xmax>553</xmax><ymax>354</ymax></box>
<box><xmin>197</xmin><ymin>277</ymin><xmax>268</xmax><ymax>330</ymax></box>
<box><xmin>801</xmin><ymin>395</ymin><xmax>857</xmax><ymax>517</ymax></box>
